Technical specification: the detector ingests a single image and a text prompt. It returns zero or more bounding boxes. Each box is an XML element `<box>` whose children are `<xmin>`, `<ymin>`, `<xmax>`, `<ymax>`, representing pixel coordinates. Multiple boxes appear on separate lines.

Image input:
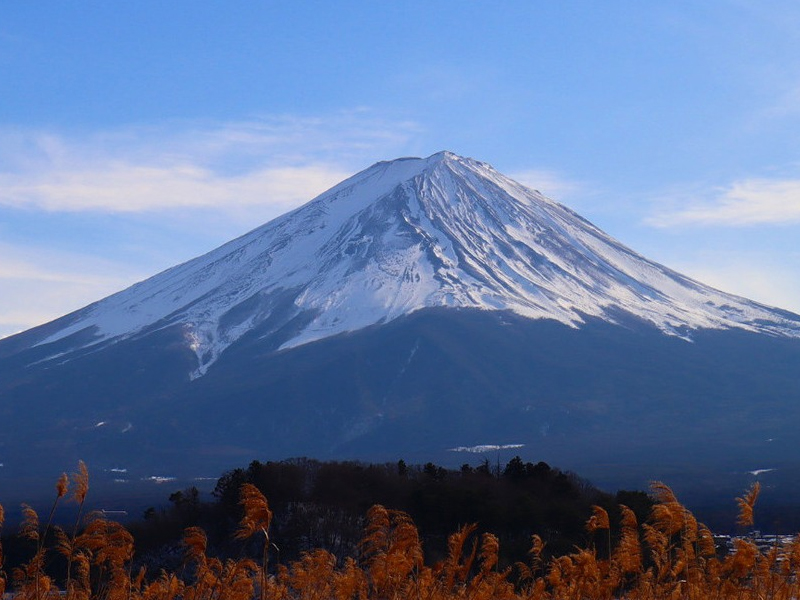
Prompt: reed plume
<box><xmin>235</xmin><ymin>484</ymin><xmax>273</xmax><ymax>541</ymax></box>
<box><xmin>210</xmin><ymin>558</ymin><xmax>258</xmax><ymax>600</ymax></box>
<box><xmin>235</xmin><ymin>483</ymin><xmax>272</xmax><ymax>600</ymax></box>
<box><xmin>585</xmin><ymin>505</ymin><xmax>610</xmax><ymax>533</ymax></box>
<box><xmin>478</xmin><ymin>532</ymin><xmax>500</xmax><ymax>574</ymax></box>
<box><xmin>72</xmin><ymin>461</ymin><xmax>89</xmax><ymax>505</ymax></box>
<box><xmin>56</xmin><ymin>473</ymin><xmax>69</xmax><ymax>499</ymax></box>
<box><xmin>439</xmin><ymin>522</ymin><xmax>478</xmax><ymax>591</ymax></box>
<box><xmin>359</xmin><ymin>505</ymin><xmax>422</xmax><ymax>600</ymax></box>
<box><xmin>612</xmin><ymin>504</ymin><xmax>642</xmax><ymax>576</ymax></box>
<box><xmin>736</xmin><ymin>481</ymin><xmax>760</xmax><ymax>528</ymax></box>
<box><xmin>332</xmin><ymin>557</ymin><xmax>366</xmax><ymax>600</ymax></box>
<box><xmin>183</xmin><ymin>526</ymin><xmax>208</xmax><ymax>568</ymax></box>
<box><xmin>66</xmin><ymin>461</ymin><xmax>90</xmax><ymax>593</ymax></box>
<box><xmin>528</xmin><ymin>533</ymin><xmax>545</xmax><ymax>579</ymax></box>
<box><xmin>142</xmin><ymin>571</ymin><xmax>184</xmax><ymax>600</ymax></box>
<box><xmin>586</xmin><ymin>505</ymin><xmax>611</xmax><ymax>562</ymax></box>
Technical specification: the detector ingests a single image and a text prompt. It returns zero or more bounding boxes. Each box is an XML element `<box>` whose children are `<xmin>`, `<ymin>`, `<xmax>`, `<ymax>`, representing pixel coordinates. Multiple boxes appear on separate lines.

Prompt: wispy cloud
<box><xmin>0</xmin><ymin>242</ymin><xmax>145</xmax><ymax>339</ymax></box>
<box><xmin>0</xmin><ymin>162</ymin><xmax>350</xmax><ymax>213</ymax></box>
<box><xmin>646</xmin><ymin>178</ymin><xmax>800</xmax><ymax>227</ymax></box>
<box><xmin>0</xmin><ymin>113</ymin><xmax>421</xmax><ymax>215</ymax></box>
<box><xmin>670</xmin><ymin>253</ymin><xmax>800</xmax><ymax>314</ymax></box>
<box><xmin>510</xmin><ymin>169</ymin><xmax>584</xmax><ymax>201</ymax></box>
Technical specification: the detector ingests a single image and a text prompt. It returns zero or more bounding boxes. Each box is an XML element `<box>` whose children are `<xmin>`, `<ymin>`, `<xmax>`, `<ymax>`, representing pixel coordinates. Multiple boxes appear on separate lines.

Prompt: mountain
<box><xmin>2</xmin><ymin>151</ymin><xmax>800</xmax><ymax>505</ymax></box>
<box><xmin>7</xmin><ymin>152</ymin><xmax>798</xmax><ymax>374</ymax></box>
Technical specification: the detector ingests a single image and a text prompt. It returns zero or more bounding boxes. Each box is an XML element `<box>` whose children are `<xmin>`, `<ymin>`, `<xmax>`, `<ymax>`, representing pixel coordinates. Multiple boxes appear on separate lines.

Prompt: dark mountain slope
<box><xmin>3</xmin><ymin>307</ymin><xmax>799</xmax><ymax>505</ymax></box>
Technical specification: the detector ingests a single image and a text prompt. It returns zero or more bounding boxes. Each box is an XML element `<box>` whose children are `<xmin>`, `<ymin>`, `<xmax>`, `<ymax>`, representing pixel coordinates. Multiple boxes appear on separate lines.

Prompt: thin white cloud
<box><xmin>509</xmin><ymin>169</ymin><xmax>584</xmax><ymax>201</ymax></box>
<box><xmin>0</xmin><ymin>163</ymin><xmax>349</xmax><ymax>213</ymax></box>
<box><xmin>670</xmin><ymin>255</ymin><xmax>800</xmax><ymax>314</ymax></box>
<box><xmin>0</xmin><ymin>113</ymin><xmax>421</xmax><ymax>215</ymax></box>
<box><xmin>0</xmin><ymin>242</ymin><xmax>145</xmax><ymax>339</ymax></box>
<box><xmin>647</xmin><ymin>178</ymin><xmax>800</xmax><ymax>227</ymax></box>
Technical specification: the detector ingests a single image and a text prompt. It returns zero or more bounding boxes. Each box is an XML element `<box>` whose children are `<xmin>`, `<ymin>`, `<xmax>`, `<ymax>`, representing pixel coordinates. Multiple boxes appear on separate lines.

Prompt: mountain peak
<box><xmin>334</xmin><ymin>151</ymin><xmax>476</xmax><ymax>202</ymax></box>
<box><xmin>351</xmin><ymin>151</ymin><xmax>491</xmax><ymax>194</ymax></box>
<box><xmin>373</xmin><ymin>150</ymin><xmax>462</xmax><ymax>168</ymax></box>
<box><xmin>420</xmin><ymin>150</ymin><xmax>468</xmax><ymax>166</ymax></box>
<box><xmin>15</xmin><ymin>152</ymin><xmax>800</xmax><ymax>378</ymax></box>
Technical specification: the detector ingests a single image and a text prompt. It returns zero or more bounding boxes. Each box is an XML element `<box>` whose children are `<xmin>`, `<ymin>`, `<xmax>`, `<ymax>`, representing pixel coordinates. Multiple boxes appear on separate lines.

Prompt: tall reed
<box><xmin>3</xmin><ymin>465</ymin><xmax>799</xmax><ymax>600</ymax></box>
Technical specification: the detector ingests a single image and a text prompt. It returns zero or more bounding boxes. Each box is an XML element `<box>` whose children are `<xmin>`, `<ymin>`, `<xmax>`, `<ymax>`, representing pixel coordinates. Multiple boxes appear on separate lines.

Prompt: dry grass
<box><xmin>2</xmin><ymin>465</ymin><xmax>800</xmax><ymax>600</ymax></box>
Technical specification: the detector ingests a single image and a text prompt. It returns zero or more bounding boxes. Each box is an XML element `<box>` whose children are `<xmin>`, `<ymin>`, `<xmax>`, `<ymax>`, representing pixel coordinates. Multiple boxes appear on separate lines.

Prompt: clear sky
<box><xmin>2</xmin><ymin>1</ymin><xmax>800</xmax><ymax>338</ymax></box>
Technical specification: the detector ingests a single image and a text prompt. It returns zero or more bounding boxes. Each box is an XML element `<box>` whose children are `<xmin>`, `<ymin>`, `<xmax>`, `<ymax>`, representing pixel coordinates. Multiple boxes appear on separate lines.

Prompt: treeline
<box><xmin>123</xmin><ymin>457</ymin><xmax>651</xmax><ymax>572</ymax></box>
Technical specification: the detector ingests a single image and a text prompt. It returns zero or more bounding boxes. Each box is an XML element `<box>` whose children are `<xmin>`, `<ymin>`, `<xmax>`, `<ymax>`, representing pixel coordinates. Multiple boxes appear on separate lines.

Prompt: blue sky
<box><xmin>2</xmin><ymin>1</ymin><xmax>800</xmax><ymax>338</ymax></box>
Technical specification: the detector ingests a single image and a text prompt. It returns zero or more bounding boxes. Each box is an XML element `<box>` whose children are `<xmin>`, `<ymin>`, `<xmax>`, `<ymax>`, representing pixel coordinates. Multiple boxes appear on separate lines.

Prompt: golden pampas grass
<box><xmin>5</xmin><ymin>464</ymin><xmax>800</xmax><ymax>600</ymax></box>
<box><xmin>56</xmin><ymin>472</ymin><xmax>69</xmax><ymax>499</ymax></box>
<box><xmin>72</xmin><ymin>461</ymin><xmax>89</xmax><ymax>505</ymax></box>
<box><xmin>736</xmin><ymin>481</ymin><xmax>760</xmax><ymax>528</ymax></box>
<box><xmin>235</xmin><ymin>484</ymin><xmax>273</xmax><ymax>541</ymax></box>
<box><xmin>585</xmin><ymin>505</ymin><xmax>610</xmax><ymax>533</ymax></box>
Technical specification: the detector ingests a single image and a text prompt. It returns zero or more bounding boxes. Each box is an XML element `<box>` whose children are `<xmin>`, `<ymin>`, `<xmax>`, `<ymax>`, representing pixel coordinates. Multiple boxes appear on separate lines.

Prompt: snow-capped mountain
<box><xmin>25</xmin><ymin>151</ymin><xmax>800</xmax><ymax>378</ymax></box>
<box><xmin>3</xmin><ymin>151</ymin><xmax>800</xmax><ymax>505</ymax></box>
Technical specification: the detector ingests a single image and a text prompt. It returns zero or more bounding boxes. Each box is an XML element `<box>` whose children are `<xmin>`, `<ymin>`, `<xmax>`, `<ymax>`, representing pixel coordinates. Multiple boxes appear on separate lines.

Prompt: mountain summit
<box><xmin>18</xmin><ymin>152</ymin><xmax>800</xmax><ymax>378</ymax></box>
<box><xmin>3</xmin><ymin>152</ymin><xmax>800</xmax><ymax>503</ymax></box>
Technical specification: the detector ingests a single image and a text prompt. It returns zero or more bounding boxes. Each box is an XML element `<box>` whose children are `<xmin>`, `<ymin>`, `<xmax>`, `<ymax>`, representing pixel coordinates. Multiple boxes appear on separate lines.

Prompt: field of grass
<box><xmin>1</xmin><ymin>462</ymin><xmax>798</xmax><ymax>600</ymax></box>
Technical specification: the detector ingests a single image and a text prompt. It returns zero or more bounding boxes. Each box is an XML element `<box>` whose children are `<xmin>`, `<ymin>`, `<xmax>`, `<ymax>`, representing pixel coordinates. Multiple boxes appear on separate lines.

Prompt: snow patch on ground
<box><xmin>748</xmin><ymin>468</ymin><xmax>775</xmax><ymax>476</ymax></box>
<box><xmin>448</xmin><ymin>444</ymin><xmax>526</xmax><ymax>453</ymax></box>
<box><xmin>142</xmin><ymin>476</ymin><xmax>177</xmax><ymax>484</ymax></box>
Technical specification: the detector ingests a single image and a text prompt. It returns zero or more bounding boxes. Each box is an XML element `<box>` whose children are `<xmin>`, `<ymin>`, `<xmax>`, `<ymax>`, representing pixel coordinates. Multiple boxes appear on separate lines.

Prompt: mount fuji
<box><xmin>2</xmin><ymin>151</ymin><xmax>800</xmax><ymax>503</ymax></box>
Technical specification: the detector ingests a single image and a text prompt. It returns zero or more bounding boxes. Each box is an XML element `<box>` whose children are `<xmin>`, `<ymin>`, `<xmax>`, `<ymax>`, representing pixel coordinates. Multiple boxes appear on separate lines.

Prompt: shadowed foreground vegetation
<box><xmin>2</xmin><ymin>462</ymin><xmax>800</xmax><ymax>600</ymax></box>
<box><xmin>2</xmin><ymin>458</ymin><xmax>644</xmax><ymax>578</ymax></box>
<box><xmin>126</xmin><ymin>457</ymin><xmax>648</xmax><ymax>569</ymax></box>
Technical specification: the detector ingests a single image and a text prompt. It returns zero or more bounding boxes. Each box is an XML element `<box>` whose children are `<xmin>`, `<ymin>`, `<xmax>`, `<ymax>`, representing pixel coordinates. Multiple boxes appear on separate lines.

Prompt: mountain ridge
<box><xmin>11</xmin><ymin>151</ymin><xmax>800</xmax><ymax>379</ymax></box>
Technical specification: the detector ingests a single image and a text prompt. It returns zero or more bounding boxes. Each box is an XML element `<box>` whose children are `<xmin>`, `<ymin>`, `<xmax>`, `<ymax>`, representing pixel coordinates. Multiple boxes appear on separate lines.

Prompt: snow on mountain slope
<box><xmin>29</xmin><ymin>151</ymin><xmax>800</xmax><ymax>377</ymax></box>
